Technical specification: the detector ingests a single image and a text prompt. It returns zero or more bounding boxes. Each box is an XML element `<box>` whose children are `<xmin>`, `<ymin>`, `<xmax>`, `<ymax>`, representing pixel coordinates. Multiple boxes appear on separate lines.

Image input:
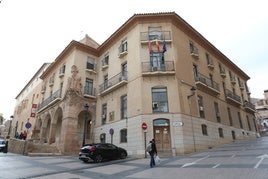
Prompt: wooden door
<box><xmin>154</xmin><ymin>126</ymin><xmax>171</xmax><ymax>151</ymax></box>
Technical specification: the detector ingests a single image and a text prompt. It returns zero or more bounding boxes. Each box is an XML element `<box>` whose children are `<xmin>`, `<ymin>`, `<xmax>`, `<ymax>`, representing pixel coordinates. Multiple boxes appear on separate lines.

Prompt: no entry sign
<box><xmin>141</xmin><ymin>122</ymin><xmax>147</xmax><ymax>130</ymax></box>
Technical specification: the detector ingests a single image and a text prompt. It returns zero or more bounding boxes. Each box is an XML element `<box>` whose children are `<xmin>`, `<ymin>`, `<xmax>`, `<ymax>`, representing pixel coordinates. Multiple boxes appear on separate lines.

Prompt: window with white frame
<box><xmin>152</xmin><ymin>87</ymin><xmax>168</xmax><ymax>112</ymax></box>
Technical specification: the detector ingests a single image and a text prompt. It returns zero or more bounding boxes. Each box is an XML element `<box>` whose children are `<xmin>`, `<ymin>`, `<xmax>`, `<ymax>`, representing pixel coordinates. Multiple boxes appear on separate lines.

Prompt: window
<box><xmin>189</xmin><ymin>41</ymin><xmax>199</xmax><ymax>56</ymax></box>
<box><xmin>152</xmin><ymin>88</ymin><xmax>168</xmax><ymax>112</ymax></box>
<box><xmin>102</xmin><ymin>54</ymin><xmax>109</xmax><ymax>66</ymax></box>
<box><xmin>201</xmin><ymin>124</ymin><xmax>208</xmax><ymax>135</ymax></box>
<box><xmin>104</xmin><ymin>75</ymin><xmax>108</xmax><ymax>90</ymax></box>
<box><xmin>227</xmin><ymin>107</ymin><xmax>233</xmax><ymax>126</ymax></box>
<box><xmin>84</xmin><ymin>78</ymin><xmax>93</xmax><ymax>96</ymax></box>
<box><xmin>120</xmin><ymin>129</ymin><xmax>127</xmax><ymax>143</ymax></box>
<box><xmin>100</xmin><ymin>133</ymin><xmax>106</xmax><ymax>143</ymax></box>
<box><xmin>150</xmin><ymin>53</ymin><xmax>165</xmax><ymax>71</ymax></box>
<box><xmin>198</xmin><ymin>95</ymin><xmax>205</xmax><ymax>118</ymax></box>
<box><xmin>59</xmin><ymin>64</ymin><xmax>66</xmax><ymax>74</ymax></box>
<box><xmin>119</xmin><ymin>40</ymin><xmax>128</xmax><ymax>53</ymax></box>
<box><xmin>214</xmin><ymin>102</ymin><xmax>220</xmax><ymax>123</ymax></box>
<box><xmin>102</xmin><ymin>104</ymin><xmax>107</xmax><ymax>125</ymax></box>
<box><xmin>121</xmin><ymin>63</ymin><xmax>127</xmax><ymax>79</ymax></box>
<box><xmin>193</xmin><ymin>64</ymin><xmax>198</xmax><ymax>79</ymax></box>
<box><xmin>121</xmin><ymin>95</ymin><xmax>127</xmax><ymax>119</ymax></box>
<box><xmin>218</xmin><ymin>128</ymin><xmax>224</xmax><ymax>138</ymax></box>
<box><xmin>238</xmin><ymin>112</ymin><xmax>243</xmax><ymax>129</ymax></box>
<box><xmin>87</xmin><ymin>57</ymin><xmax>95</xmax><ymax>70</ymax></box>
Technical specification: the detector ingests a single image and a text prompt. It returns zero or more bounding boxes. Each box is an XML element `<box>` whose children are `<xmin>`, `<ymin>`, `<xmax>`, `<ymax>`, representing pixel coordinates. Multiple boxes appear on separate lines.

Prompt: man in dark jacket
<box><xmin>149</xmin><ymin>139</ymin><xmax>157</xmax><ymax>168</ymax></box>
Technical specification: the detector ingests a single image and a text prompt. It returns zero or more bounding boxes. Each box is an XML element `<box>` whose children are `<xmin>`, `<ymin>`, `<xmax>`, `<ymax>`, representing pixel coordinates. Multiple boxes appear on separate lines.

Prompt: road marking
<box><xmin>212</xmin><ymin>163</ymin><xmax>220</xmax><ymax>168</ymax></box>
<box><xmin>181</xmin><ymin>155</ymin><xmax>209</xmax><ymax>168</ymax></box>
<box><xmin>254</xmin><ymin>154</ymin><xmax>268</xmax><ymax>169</ymax></box>
<box><xmin>230</xmin><ymin>154</ymin><xmax>235</xmax><ymax>158</ymax></box>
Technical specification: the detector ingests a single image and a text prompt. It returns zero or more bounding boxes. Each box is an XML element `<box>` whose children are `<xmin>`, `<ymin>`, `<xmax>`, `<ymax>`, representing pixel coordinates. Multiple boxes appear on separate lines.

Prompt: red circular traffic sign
<box><xmin>142</xmin><ymin>122</ymin><xmax>147</xmax><ymax>130</ymax></box>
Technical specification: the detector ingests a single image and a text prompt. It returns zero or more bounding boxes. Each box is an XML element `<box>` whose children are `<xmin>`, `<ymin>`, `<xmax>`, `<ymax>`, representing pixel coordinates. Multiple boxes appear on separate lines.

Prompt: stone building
<box><xmin>12</xmin><ymin>63</ymin><xmax>51</xmax><ymax>139</ymax></box>
<box><xmin>12</xmin><ymin>12</ymin><xmax>257</xmax><ymax>157</ymax></box>
<box><xmin>254</xmin><ymin>90</ymin><xmax>268</xmax><ymax>135</ymax></box>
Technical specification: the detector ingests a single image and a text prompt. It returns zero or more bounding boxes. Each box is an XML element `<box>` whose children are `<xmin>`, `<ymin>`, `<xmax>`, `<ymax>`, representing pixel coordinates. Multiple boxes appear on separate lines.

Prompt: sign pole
<box><xmin>141</xmin><ymin>122</ymin><xmax>148</xmax><ymax>158</ymax></box>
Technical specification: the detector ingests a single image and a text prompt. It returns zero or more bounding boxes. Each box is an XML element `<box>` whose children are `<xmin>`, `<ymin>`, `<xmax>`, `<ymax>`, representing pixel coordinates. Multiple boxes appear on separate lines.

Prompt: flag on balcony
<box><xmin>162</xmin><ymin>39</ymin><xmax>167</xmax><ymax>53</ymax></box>
<box><xmin>155</xmin><ymin>39</ymin><xmax>161</xmax><ymax>52</ymax></box>
<box><xmin>148</xmin><ymin>40</ymin><xmax>153</xmax><ymax>52</ymax></box>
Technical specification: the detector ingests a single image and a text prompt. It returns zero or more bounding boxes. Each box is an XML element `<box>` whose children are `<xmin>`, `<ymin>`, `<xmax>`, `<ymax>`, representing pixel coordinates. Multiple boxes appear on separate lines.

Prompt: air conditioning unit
<box><xmin>199</xmin><ymin>106</ymin><xmax>204</xmax><ymax>111</ymax></box>
<box><xmin>152</xmin><ymin>102</ymin><xmax>159</xmax><ymax>109</ymax></box>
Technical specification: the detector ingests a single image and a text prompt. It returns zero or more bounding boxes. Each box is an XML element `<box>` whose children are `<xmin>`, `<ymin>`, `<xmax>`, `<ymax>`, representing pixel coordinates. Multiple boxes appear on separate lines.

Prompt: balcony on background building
<box><xmin>225</xmin><ymin>89</ymin><xmax>241</xmax><ymax>106</ymax></box>
<box><xmin>140</xmin><ymin>30</ymin><xmax>171</xmax><ymax>42</ymax></box>
<box><xmin>141</xmin><ymin>61</ymin><xmax>175</xmax><ymax>76</ymax></box>
<box><xmin>195</xmin><ymin>73</ymin><xmax>220</xmax><ymax>96</ymax></box>
<box><xmin>99</xmin><ymin>72</ymin><xmax>128</xmax><ymax>96</ymax></box>
<box><xmin>244</xmin><ymin>101</ymin><xmax>256</xmax><ymax>113</ymax></box>
<box><xmin>38</xmin><ymin>89</ymin><xmax>62</xmax><ymax>112</ymax></box>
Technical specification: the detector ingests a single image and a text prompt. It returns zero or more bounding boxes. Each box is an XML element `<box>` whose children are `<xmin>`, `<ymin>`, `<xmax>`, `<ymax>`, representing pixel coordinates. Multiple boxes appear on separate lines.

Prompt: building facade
<box><xmin>12</xmin><ymin>12</ymin><xmax>257</xmax><ymax>157</ymax></box>
<box><xmin>255</xmin><ymin>90</ymin><xmax>268</xmax><ymax>135</ymax></box>
<box><xmin>12</xmin><ymin>63</ymin><xmax>50</xmax><ymax>139</ymax></box>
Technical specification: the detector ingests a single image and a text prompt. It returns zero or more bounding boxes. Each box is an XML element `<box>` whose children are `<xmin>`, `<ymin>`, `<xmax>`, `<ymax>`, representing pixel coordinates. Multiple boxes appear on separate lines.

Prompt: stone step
<box><xmin>28</xmin><ymin>153</ymin><xmax>62</xmax><ymax>157</ymax></box>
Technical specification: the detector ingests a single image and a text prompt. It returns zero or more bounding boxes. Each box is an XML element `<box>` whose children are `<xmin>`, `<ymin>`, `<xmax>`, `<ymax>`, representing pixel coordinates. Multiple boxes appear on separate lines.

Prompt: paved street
<box><xmin>1</xmin><ymin>137</ymin><xmax>268</xmax><ymax>179</ymax></box>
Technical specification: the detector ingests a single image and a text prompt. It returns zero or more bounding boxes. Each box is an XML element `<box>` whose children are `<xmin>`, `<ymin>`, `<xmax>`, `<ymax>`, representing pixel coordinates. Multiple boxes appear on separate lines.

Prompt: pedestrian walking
<box><xmin>149</xmin><ymin>139</ymin><xmax>157</xmax><ymax>168</ymax></box>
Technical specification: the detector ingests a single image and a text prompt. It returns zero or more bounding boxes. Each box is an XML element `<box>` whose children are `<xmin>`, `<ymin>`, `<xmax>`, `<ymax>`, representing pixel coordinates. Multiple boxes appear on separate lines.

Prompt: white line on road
<box><xmin>212</xmin><ymin>163</ymin><xmax>221</xmax><ymax>168</ymax></box>
<box><xmin>181</xmin><ymin>155</ymin><xmax>210</xmax><ymax>168</ymax></box>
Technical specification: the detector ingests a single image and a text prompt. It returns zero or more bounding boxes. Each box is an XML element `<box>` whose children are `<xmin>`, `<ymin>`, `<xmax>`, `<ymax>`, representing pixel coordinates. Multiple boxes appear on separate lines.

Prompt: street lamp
<box><xmin>187</xmin><ymin>86</ymin><xmax>196</xmax><ymax>152</ymax></box>
<box><xmin>82</xmin><ymin>104</ymin><xmax>89</xmax><ymax>147</ymax></box>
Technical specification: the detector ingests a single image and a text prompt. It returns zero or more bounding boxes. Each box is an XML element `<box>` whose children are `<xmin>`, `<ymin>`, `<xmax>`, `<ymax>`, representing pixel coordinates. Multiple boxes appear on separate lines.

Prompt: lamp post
<box><xmin>8</xmin><ymin>115</ymin><xmax>13</xmax><ymax>136</ymax></box>
<box><xmin>82</xmin><ymin>104</ymin><xmax>89</xmax><ymax>147</ymax></box>
<box><xmin>187</xmin><ymin>86</ymin><xmax>196</xmax><ymax>152</ymax></box>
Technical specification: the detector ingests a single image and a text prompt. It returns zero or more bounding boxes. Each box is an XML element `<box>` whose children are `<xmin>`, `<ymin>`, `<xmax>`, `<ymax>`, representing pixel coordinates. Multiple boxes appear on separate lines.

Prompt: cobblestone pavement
<box><xmin>1</xmin><ymin>137</ymin><xmax>268</xmax><ymax>179</ymax></box>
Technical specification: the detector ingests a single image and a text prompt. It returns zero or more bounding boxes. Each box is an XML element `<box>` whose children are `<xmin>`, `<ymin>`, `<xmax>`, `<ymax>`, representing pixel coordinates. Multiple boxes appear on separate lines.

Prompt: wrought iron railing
<box><xmin>195</xmin><ymin>73</ymin><xmax>219</xmax><ymax>91</ymax></box>
<box><xmin>38</xmin><ymin>89</ymin><xmax>62</xmax><ymax>110</ymax></box>
<box><xmin>140</xmin><ymin>31</ymin><xmax>171</xmax><ymax>41</ymax></box>
<box><xmin>99</xmin><ymin>72</ymin><xmax>128</xmax><ymax>93</ymax></box>
<box><xmin>141</xmin><ymin>61</ymin><xmax>174</xmax><ymax>73</ymax></box>
<box><xmin>225</xmin><ymin>89</ymin><xmax>241</xmax><ymax>103</ymax></box>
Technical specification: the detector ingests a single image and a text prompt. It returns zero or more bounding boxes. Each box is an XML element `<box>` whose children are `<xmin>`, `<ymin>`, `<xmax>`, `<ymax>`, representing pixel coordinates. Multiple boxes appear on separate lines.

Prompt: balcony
<box><xmin>195</xmin><ymin>73</ymin><xmax>220</xmax><ymax>96</ymax></box>
<box><xmin>244</xmin><ymin>101</ymin><xmax>256</xmax><ymax>113</ymax></box>
<box><xmin>140</xmin><ymin>31</ymin><xmax>171</xmax><ymax>42</ymax></box>
<box><xmin>141</xmin><ymin>61</ymin><xmax>175</xmax><ymax>76</ymax></box>
<box><xmin>84</xmin><ymin>87</ymin><xmax>96</xmax><ymax>99</ymax></box>
<box><xmin>225</xmin><ymin>89</ymin><xmax>241</xmax><ymax>106</ymax></box>
<box><xmin>38</xmin><ymin>89</ymin><xmax>62</xmax><ymax>111</ymax></box>
<box><xmin>99</xmin><ymin>72</ymin><xmax>128</xmax><ymax>96</ymax></box>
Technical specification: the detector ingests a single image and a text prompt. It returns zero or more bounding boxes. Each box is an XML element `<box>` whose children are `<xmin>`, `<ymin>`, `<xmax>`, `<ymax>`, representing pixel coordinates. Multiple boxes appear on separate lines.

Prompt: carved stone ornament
<box><xmin>67</xmin><ymin>65</ymin><xmax>83</xmax><ymax>95</ymax></box>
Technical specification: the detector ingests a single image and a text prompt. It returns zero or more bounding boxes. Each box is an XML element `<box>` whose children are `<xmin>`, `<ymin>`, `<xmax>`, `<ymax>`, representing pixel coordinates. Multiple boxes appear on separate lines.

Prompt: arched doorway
<box><xmin>77</xmin><ymin>110</ymin><xmax>92</xmax><ymax>145</ymax></box>
<box><xmin>153</xmin><ymin>118</ymin><xmax>171</xmax><ymax>151</ymax></box>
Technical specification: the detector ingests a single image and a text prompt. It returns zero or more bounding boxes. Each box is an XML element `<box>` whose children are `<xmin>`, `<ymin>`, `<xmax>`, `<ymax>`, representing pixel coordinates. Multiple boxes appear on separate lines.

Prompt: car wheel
<box><xmin>82</xmin><ymin>159</ymin><xmax>89</xmax><ymax>163</ymax></box>
<box><xmin>120</xmin><ymin>152</ymin><xmax>127</xmax><ymax>159</ymax></box>
<box><xmin>94</xmin><ymin>154</ymin><xmax>103</xmax><ymax>163</ymax></box>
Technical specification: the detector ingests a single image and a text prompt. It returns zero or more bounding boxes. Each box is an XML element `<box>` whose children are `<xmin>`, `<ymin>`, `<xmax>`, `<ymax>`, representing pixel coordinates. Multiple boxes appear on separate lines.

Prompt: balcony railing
<box><xmin>140</xmin><ymin>31</ymin><xmax>171</xmax><ymax>42</ymax></box>
<box><xmin>195</xmin><ymin>73</ymin><xmax>220</xmax><ymax>95</ymax></box>
<box><xmin>99</xmin><ymin>72</ymin><xmax>128</xmax><ymax>94</ymax></box>
<box><xmin>38</xmin><ymin>89</ymin><xmax>62</xmax><ymax>110</ymax></box>
<box><xmin>225</xmin><ymin>89</ymin><xmax>241</xmax><ymax>105</ymax></box>
<box><xmin>84</xmin><ymin>87</ymin><xmax>96</xmax><ymax>98</ymax></box>
<box><xmin>244</xmin><ymin>101</ymin><xmax>256</xmax><ymax>113</ymax></box>
<box><xmin>142</xmin><ymin>61</ymin><xmax>175</xmax><ymax>73</ymax></box>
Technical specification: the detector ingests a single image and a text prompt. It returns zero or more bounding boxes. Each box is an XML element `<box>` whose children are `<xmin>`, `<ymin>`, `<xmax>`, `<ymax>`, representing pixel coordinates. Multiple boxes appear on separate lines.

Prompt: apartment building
<box><xmin>255</xmin><ymin>90</ymin><xmax>268</xmax><ymax>135</ymax></box>
<box><xmin>12</xmin><ymin>63</ymin><xmax>50</xmax><ymax>139</ymax></box>
<box><xmin>12</xmin><ymin>12</ymin><xmax>257</xmax><ymax>157</ymax></box>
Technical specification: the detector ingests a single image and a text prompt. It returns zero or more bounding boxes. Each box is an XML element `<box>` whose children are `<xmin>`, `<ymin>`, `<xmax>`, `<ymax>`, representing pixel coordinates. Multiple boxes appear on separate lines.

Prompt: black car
<box><xmin>79</xmin><ymin>143</ymin><xmax>127</xmax><ymax>163</ymax></box>
<box><xmin>0</xmin><ymin>139</ymin><xmax>6</xmax><ymax>152</ymax></box>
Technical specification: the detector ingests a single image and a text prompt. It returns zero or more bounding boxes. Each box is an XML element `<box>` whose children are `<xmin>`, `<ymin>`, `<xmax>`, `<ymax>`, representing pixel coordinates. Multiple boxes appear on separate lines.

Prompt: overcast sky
<box><xmin>0</xmin><ymin>0</ymin><xmax>267</xmax><ymax>120</ymax></box>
